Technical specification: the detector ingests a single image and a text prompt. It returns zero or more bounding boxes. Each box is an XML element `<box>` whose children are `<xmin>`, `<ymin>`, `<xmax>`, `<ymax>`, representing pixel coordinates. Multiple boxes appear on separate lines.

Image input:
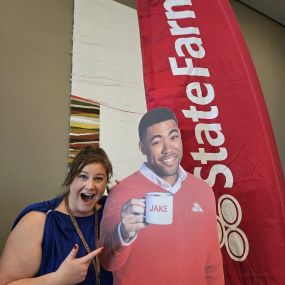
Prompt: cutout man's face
<box><xmin>139</xmin><ymin>119</ymin><xmax>183</xmax><ymax>185</ymax></box>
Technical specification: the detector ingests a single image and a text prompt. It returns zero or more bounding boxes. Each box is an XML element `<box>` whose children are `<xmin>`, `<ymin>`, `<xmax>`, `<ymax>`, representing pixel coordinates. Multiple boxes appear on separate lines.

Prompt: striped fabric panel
<box><xmin>68</xmin><ymin>95</ymin><xmax>100</xmax><ymax>163</ymax></box>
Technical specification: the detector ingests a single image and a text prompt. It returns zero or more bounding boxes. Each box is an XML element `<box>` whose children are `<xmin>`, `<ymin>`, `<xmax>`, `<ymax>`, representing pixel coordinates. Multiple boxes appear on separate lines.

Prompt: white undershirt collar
<box><xmin>139</xmin><ymin>163</ymin><xmax>187</xmax><ymax>194</ymax></box>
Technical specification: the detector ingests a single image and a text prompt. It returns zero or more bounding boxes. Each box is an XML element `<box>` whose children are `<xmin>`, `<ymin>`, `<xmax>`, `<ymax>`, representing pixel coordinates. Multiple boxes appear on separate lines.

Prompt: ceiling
<box><xmin>239</xmin><ymin>0</ymin><xmax>285</xmax><ymax>26</ymax></box>
<box><xmin>114</xmin><ymin>0</ymin><xmax>285</xmax><ymax>26</ymax></box>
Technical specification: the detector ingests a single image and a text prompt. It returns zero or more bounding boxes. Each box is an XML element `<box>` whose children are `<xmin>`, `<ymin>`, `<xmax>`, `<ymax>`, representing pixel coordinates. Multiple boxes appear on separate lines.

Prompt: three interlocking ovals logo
<box><xmin>217</xmin><ymin>194</ymin><xmax>249</xmax><ymax>261</ymax></box>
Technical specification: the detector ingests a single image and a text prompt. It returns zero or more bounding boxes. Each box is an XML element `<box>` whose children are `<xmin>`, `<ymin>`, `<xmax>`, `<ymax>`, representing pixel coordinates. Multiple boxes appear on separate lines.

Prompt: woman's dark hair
<box><xmin>62</xmin><ymin>146</ymin><xmax>113</xmax><ymax>187</ymax></box>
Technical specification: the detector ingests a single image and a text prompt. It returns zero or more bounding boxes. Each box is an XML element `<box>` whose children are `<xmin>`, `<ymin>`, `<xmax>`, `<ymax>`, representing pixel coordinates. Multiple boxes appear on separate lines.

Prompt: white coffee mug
<box><xmin>145</xmin><ymin>192</ymin><xmax>173</xmax><ymax>225</ymax></box>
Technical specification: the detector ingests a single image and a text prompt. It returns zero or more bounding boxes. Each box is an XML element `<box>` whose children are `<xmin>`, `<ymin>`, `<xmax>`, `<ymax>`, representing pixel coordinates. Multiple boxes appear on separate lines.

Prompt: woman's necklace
<box><xmin>64</xmin><ymin>194</ymin><xmax>100</xmax><ymax>285</ymax></box>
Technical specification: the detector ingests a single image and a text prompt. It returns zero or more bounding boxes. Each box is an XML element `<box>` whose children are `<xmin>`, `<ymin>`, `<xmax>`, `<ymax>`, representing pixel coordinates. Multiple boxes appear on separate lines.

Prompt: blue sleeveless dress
<box><xmin>13</xmin><ymin>195</ymin><xmax>113</xmax><ymax>285</ymax></box>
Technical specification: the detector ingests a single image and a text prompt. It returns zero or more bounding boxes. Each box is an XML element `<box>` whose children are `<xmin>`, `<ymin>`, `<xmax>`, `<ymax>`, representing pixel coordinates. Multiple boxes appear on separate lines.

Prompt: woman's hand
<box><xmin>55</xmin><ymin>245</ymin><xmax>103</xmax><ymax>285</ymax></box>
<box><xmin>120</xmin><ymin>198</ymin><xmax>147</xmax><ymax>243</ymax></box>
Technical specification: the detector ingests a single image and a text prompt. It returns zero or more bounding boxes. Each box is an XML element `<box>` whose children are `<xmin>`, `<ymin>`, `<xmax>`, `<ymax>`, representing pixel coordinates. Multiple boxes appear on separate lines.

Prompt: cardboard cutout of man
<box><xmin>100</xmin><ymin>107</ymin><xmax>224</xmax><ymax>285</ymax></box>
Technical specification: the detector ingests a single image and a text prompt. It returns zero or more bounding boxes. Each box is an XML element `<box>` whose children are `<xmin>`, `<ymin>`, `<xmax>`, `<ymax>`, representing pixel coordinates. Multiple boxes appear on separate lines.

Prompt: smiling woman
<box><xmin>61</xmin><ymin>147</ymin><xmax>113</xmax><ymax>217</ymax></box>
<box><xmin>0</xmin><ymin>147</ymin><xmax>113</xmax><ymax>285</ymax></box>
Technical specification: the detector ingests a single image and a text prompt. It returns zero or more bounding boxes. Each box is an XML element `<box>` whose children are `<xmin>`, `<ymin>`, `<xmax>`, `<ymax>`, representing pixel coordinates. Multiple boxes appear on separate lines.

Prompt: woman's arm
<box><xmin>0</xmin><ymin>211</ymin><xmax>103</xmax><ymax>285</ymax></box>
<box><xmin>0</xmin><ymin>211</ymin><xmax>49</xmax><ymax>285</ymax></box>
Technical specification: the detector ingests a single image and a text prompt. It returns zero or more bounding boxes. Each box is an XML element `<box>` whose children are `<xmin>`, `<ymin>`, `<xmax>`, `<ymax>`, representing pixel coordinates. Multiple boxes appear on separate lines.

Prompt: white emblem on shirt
<box><xmin>192</xmin><ymin>202</ymin><xmax>203</xmax><ymax>213</ymax></box>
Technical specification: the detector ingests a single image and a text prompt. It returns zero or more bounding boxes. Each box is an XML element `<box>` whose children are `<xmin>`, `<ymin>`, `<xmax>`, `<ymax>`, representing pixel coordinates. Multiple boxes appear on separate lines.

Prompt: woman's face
<box><xmin>68</xmin><ymin>162</ymin><xmax>108</xmax><ymax>216</ymax></box>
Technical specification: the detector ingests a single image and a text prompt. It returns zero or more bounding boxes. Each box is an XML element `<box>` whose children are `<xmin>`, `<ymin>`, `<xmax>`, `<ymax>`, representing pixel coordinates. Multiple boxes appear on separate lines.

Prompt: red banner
<box><xmin>136</xmin><ymin>0</ymin><xmax>285</xmax><ymax>284</ymax></box>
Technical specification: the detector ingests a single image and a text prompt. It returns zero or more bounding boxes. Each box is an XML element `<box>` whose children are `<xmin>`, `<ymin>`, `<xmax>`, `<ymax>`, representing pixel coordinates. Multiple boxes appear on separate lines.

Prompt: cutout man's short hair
<box><xmin>138</xmin><ymin>107</ymin><xmax>178</xmax><ymax>141</ymax></box>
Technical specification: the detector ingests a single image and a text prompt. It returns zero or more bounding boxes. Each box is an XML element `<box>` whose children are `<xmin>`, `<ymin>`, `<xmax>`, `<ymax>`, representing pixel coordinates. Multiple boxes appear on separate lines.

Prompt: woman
<box><xmin>0</xmin><ymin>147</ymin><xmax>113</xmax><ymax>285</ymax></box>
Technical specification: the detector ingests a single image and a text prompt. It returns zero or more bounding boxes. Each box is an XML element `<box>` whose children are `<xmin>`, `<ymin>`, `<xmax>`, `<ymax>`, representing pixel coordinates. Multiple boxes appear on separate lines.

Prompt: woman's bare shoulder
<box><xmin>0</xmin><ymin>211</ymin><xmax>47</xmax><ymax>283</ymax></box>
<box><xmin>16</xmin><ymin>210</ymin><xmax>47</xmax><ymax>228</ymax></box>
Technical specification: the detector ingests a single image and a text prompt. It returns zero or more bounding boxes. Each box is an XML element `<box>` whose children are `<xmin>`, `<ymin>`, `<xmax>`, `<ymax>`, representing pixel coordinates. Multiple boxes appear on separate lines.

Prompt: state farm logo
<box><xmin>217</xmin><ymin>194</ymin><xmax>249</xmax><ymax>261</ymax></box>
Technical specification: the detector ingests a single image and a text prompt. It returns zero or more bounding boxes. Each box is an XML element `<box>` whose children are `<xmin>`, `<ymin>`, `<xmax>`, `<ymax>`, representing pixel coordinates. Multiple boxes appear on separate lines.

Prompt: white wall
<box><xmin>71</xmin><ymin>0</ymin><xmax>147</xmax><ymax>182</ymax></box>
